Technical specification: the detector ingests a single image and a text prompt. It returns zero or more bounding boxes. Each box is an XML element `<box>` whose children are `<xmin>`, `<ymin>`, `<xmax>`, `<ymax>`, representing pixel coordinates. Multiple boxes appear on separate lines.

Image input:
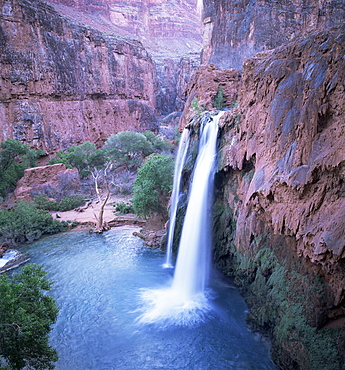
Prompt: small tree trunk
<box><xmin>95</xmin><ymin>186</ymin><xmax>110</xmax><ymax>233</ymax></box>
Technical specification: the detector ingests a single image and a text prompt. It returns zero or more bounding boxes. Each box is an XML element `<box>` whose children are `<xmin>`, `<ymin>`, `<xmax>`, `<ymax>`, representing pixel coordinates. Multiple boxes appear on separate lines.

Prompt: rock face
<box><xmin>0</xmin><ymin>0</ymin><xmax>158</xmax><ymax>154</ymax></box>
<box><xmin>179</xmin><ymin>27</ymin><xmax>345</xmax><ymax>368</ymax></box>
<box><xmin>178</xmin><ymin>64</ymin><xmax>241</xmax><ymax>129</ymax></box>
<box><xmin>14</xmin><ymin>163</ymin><xmax>81</xmax><ymax>201</ymax></box>
<box><xmin>46</xmin><ymin>0</ymin><xmax>202</xmax><ymax>116</ymax></box>
<box><xmin>202</xmin><ymin>0</ymin><xmax>345</xmax><ymax>69</ymax></box>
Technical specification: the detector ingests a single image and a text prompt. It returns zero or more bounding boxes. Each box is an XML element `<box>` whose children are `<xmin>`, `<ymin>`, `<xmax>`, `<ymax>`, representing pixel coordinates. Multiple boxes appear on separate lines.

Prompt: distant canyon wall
<box><xmin>46</xmin><ymin>0</ymin><xmax>203</xmax><ymax>116</ymax></box>
<box><xmin>202</xmin><ymin>0</ymin><xmax>345</xmax><ymax>69</ymax></box>
<box><xmin>0</xmin><ymin>0</ymin><xmax>159</xmax><ymax>154</ymax></box>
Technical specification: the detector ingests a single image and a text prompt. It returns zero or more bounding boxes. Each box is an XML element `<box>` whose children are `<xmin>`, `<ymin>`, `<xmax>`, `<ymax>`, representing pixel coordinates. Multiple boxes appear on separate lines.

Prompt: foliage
<box><xmin>0</xmin><ymin>264</ymin><xmax>58</xmax><ymax>370</ymax></box>
<box><xmin>0</xmin><ymin>201</ymin><xmax>65</xmax><ymax>244</ymax></box>
<box><xmin>102</xmin><ymin>131</ymin><xmax>154</xmax><ymax>170</ymax></box>
<box><xmin>132</xmin><ymin>154</ymin><xmax>174</xmax><ymax>219</ymax></box>
<box><xmin>0</xmin><ymin>139</ymin><xmax>44</xmax><ymax>198</ymax></box>
<box><xmin>47</xmin><ymin>142</ymin><xmax>106</xmax><ymax>178</ymax></box>
<box><xmin>113</xmin><ymin>201</ymin><xmax>134</xmax><ymax>214</ymax></box>
<box><xmin>212</xmin><ymin>85</ymin><xmax>224</xmax><ymax>110</ymax></box>
<box><xmin>191</xmin><ymin>97</ymin><xmax>203</xmax><ymax>115</ymax></box>
<box><xmin>142</xmin><ymin>131</ymin><xmax>173</xmax><ymax>153</ymax></box>
<box><xmin>33</xmin><ymin>194</ymin><xmax>85</xmax><ymax>212</ymax></box>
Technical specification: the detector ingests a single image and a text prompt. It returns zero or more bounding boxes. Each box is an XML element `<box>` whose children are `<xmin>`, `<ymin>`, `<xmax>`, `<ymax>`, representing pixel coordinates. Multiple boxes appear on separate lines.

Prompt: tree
<box><xmin>132</xmin><ymin>154</ymin><xmax>174</xmax><ymax>220</ymax></box>
<box><xmin>142</xmin><ymin>131</ymin><xmax>174</xmax><ymax>153</ymax></box>
<box><xmin>102</xmin><ymin>131</ymin><xmax>154</xmax><ymax>170</ymax></box>
<box><xmin>0</xmin><ymin>264</ymin><xmax>58</xmax><ymax>370</ymax></box>
<box><xmin>212</xmin><ymin>84</ymin><xmax>224</xmax><ymax>110</ymax></box>
<box><xmin>0</xmin><ymin>139</ymin><xmax>43</xmax><ymax>198</ymax></box>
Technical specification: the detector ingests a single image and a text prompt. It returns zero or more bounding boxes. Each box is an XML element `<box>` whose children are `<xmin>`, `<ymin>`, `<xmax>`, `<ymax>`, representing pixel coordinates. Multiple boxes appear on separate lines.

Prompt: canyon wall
<box><xmin>46</xmin><ymin>0</ymin><xmax>202</xmax><ymax>116</ymax></box>
<box><xmin>0</xmin><ymin>0</ymin><xmax>158</xmax><ymax>154</ymax></box>
<box><xmin>179</xmin><ymin>26</ymin><xmax>344</xmax><ymax>369</ymax></box>
<box><xmin>202</xmin><ymin>0</ymin><xmax>345</xmax><ymax>69</ymax></box>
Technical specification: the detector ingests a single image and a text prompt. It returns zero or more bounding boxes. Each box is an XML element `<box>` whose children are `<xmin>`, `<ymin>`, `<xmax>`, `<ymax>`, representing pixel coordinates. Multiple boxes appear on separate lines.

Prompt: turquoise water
<box><xmin>19</xmin><ymin>227</ymin><xmax>277</xmax><ymax>369</ymax></box>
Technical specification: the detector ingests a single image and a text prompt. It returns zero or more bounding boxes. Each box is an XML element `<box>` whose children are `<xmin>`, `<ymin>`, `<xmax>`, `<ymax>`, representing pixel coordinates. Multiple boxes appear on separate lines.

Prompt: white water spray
<box><xmin>164</xmin><ymin>128</ymin><xmax>190</xmax><ymax>268</ymax></box>
<box><xmin>138</xmin><ymin>112</ymin><xmax>225</xmax><ymax>327</ymax></box>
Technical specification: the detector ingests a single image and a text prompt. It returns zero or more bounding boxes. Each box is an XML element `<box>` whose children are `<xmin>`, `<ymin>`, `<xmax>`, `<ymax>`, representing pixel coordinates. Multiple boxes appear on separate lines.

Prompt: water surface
<box><xmin>20</xmin><ymin>228</ymin><xmax>276</xmax><ymax>370</ymax></box>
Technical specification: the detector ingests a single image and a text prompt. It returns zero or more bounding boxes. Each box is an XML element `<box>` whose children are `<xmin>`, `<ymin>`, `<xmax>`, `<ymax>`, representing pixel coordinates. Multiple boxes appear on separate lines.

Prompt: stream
<box><xmin>19</xmin><ymin>227</ymin><xmax>277</xmax><ymax>369</ymax></box>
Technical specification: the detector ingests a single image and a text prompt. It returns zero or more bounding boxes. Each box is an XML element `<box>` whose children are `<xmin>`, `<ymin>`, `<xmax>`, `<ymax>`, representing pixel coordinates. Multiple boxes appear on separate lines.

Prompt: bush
<box><xmin>102</xmin><ymin>131</ymin><xmax>154</xmax><ymax>170</ymax></box>
<box><xmin>132</xmin><ymin>154</ymin><xmax>174</xmax><ymax>219</ymax></box>
<box><xmin>113</xmin><ymin>201</ymin><xmax>134</xmax><ymax>214</ymax></box>
<box><xmin>56</xmin><ymin>195</ymin><xmax>85</xmax><ymax>212</ymax></box>
<box><xmin>0</xmin><ymin>201</ymin><xmax>65</xmax><ymax>244</ymax></box>
<box><xmin>0</xmin><ymin>264</ymin><xmax>58</xmax><ymax>369</ymax></box>
<box><xmin>34</xmin><ymin>194</ymin><xmax>85</xmax><ymax>212</ymax></box>
<box><xmin>212</xmin><ymin>85</ymin><xmax>224</xmax><ymax>110</ymax></box>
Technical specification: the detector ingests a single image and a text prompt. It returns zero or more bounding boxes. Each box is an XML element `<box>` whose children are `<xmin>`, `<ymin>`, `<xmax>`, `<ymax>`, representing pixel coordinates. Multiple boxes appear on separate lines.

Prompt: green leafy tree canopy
<box><xmin>102</xmin><ymin>131</ymin><xmax>154</xmax><ymax>170</ymax></box>
<box><xmin>0</xmin><ymin>139</ymin><xmax>43</xmax><ymax>197</ymax></box>
<box><xmin>47</xmin><ymin>142</ymin><xmax>105</xmax><ymax>178</ymax></box>
<box><xmin>132</xmin><ymin>154</ymin><xmax>174</xmax><ymax>219</ymax></box>
<box><xmin>0</xmin><ymin>264</ymin><xmax>58</xmax><ymax>370</ymax></box>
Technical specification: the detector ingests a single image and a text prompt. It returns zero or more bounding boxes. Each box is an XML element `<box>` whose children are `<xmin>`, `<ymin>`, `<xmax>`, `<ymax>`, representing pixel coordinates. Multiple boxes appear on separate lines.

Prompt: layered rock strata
<box><xmin>202</xmin><ymin>0</ymin><xmax>345</xmax><ymax>69</ymax></box>
<box><xmin>46</xmin><ymin>0</ymin><xmax>202</xmax><ymax>116</ymax></box>
<box><xmin>0</xmin><ymin>0</ymin><xmax>158</xmax><ymax>154</ymax></box>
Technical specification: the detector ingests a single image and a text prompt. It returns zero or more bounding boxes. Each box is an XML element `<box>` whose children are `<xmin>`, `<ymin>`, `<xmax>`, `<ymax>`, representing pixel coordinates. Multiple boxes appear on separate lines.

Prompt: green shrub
<box><xmin>33</xmin><ymin>194</ymin><xmax>58</xmax><ymax>211</ymax></box>
<box><xmin>113</xmin><ymin>201</ymin><xmax>134</xmax><ymax>214</ymax></box>
<box><xmin>0</xmin><ymin>201</ymin><xmax>65</xmax><ymax>244</ymax></box>
<box><xmin>0</xmin><ymin>139</ymin><xmax>44</xmax><ymax>197</ymax></box>
<box><xmin>56</xmin><ymin>195</ymin><xmax>85</xmax><ymax>212</ymax></box>
<box><xmin>34</xmin><ymin>194</ymin><xmax>85</xmax><ymax>212</ymax></box>
<box><xmin>212</xmin><ymin>85</ymin><xmax>224</xmax><ymax>110</ymax></box>
<box><xmin>191</xmin><ymin>97</ymin><xmax>203</xmax><ymax>115</ymax></box>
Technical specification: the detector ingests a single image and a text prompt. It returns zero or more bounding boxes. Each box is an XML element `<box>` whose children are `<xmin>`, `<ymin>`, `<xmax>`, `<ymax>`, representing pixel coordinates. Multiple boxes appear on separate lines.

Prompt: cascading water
<box><xmin>138</xmin><ymin>111</ymin><xmax>225</xmax><ymax>326</ymax></box>
<box><xmin>163</xmin><ymin>128</ymin><xmax>190</xmax><ymax>268</ymax></box>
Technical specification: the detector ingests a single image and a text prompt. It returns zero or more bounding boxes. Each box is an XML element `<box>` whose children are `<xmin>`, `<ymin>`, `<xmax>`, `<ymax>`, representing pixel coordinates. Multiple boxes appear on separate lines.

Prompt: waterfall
<box><xmin>138</xmin><ymin>111</ymin><xmax>224</xmax><ymax>327</ymax></box>
<box><xmin>171</xmin><ymin>112</ymin><xmax>223</xmax><ymax>300</ymax></box>
<box><xmin>164</xmin><ymin>128</ymin><xmax>190</xmax><ymax>268</ymax></box>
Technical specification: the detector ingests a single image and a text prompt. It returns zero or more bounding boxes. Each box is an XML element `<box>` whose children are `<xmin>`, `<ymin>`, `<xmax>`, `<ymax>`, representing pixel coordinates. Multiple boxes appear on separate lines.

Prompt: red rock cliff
<box><xmin>181</xmin><ymin>26</ymin><xmax>345</xmax><ymax>368</ymax></box>
<box><xmin>0</xmin><ymin>0</ymin><xmax>159</xmax><ymax>154</ymax></box>
<box><xmin>202</xmin><ymin>0</ymin><xmax>345</xmax><ymax>69</ymax></box>
<box><xmin>46</xmin><ymin>0</ymin><xmax>203</xmax><ymax>115</ymax></box>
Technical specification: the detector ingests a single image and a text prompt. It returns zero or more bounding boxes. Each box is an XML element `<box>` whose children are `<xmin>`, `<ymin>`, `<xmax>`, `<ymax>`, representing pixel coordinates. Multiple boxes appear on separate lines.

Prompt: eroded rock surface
<box><xmin>13</xmin><ymin>163</ymin><xmax>80</xmax><ymax>201</ymax></box>
<box><xmin>179</xmin><ymin>25</ymin><xmax>345</xmax><ymax>368</ymax></box>
<box><xmin>0</xmin><ymin>0</ymin><xmax>158</xmax><ymax>154</ymax></box>
<box><xmin>202</xmin><ymin>0</ymin><xmax>345</xmax><ymax>69</ymax></box>
<box><xmin>46</xmin><ymin>0</ymin><xmax>202</xmax><ymax>116</ymax></box>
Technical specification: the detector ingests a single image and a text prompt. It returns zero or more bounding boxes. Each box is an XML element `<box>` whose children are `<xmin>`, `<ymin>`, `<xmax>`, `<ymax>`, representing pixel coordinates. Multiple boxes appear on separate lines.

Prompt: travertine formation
<box><xmin>181</xmin><ymin>24</ymin><xmax>345</xmax><ymax>368</ymax></box>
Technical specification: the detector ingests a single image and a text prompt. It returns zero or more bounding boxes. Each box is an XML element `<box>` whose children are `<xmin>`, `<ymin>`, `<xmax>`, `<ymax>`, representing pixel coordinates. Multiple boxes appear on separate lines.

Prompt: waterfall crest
<box><xmin>164</xmin><ymin>128</ymin><xmax>190</xmax><ymax>268</ymax></box>
<box><xmin>138</xmin><ymin>111</ymin><xmax>225</xmax><ymax>327</ymax></box>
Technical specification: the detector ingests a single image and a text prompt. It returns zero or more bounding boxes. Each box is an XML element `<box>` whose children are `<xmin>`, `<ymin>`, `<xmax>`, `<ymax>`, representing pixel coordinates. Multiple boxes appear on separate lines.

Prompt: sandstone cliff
<box><xmin>46</xmin><ymin>0</ymin><xmax>202</xmax><ymax>115</ymax></box>
<box><xmin>202</xmin><ymin>0</ymin><xmax>345</xmax><ymax>69</ymax></box>
<box><xmin>179</xmin><ymin>26</ymin><xmax>345</xmax><ymax>368</ymax></box>
<box><xmin>0</xmin><ymin>0</ymin><xmax>159</xmax><ymax>154</ymax></box>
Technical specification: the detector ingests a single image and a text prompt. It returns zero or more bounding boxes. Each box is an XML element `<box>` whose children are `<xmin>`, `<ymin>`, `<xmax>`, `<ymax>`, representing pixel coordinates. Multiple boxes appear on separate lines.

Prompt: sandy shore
<box><xmin>50</xmin><ymin>196</ymin><xmax>144</xmax><ymax>230</ymax></box>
